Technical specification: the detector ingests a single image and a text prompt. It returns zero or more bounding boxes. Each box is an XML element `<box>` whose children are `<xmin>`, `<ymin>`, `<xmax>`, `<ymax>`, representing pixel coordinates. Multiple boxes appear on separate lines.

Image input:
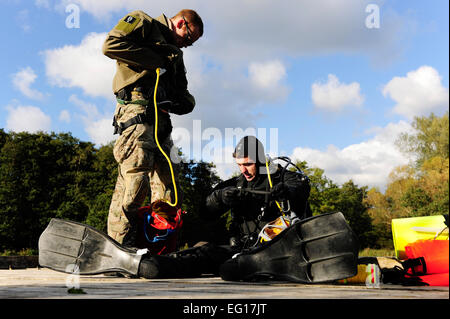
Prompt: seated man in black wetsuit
<box><xmin>203</xmin><ymin>135</ymin><xmax>312</xmax><ymax>250</ymax></box>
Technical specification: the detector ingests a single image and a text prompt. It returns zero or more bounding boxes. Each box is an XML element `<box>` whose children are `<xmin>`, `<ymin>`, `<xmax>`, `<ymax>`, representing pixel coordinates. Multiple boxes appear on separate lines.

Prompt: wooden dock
<box><xmin>1</xmin><ymin>268</ymin><xmax>448</xmax><ymax>299</ymax></box>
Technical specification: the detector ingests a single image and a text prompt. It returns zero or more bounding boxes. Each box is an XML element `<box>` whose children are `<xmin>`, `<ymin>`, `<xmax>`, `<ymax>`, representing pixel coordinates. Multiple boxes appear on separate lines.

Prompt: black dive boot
<box><xmin>138</xmin><ymin>243</ymin><xmax>235</xmax><ymax>279</ymax></box>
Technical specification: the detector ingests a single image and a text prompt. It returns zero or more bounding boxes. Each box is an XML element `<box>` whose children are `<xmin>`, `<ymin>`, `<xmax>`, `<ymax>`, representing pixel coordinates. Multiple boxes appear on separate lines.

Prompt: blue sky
<box><xmin>0</xmin><ymin>0</ymin><xmax>448</xmax><ymax>191</ymax></box>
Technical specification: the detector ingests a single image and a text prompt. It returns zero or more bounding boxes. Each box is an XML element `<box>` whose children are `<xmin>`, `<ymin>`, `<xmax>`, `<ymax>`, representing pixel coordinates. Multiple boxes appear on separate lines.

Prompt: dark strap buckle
<box><xmin>112</xmin><ymin>112</ymin><xmax>148</xmax><ymax>135</ymax></box>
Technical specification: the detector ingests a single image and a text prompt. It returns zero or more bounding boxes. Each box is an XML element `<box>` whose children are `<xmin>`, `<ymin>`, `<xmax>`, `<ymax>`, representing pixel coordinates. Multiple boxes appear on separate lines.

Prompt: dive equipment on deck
<box><xmin>219</xmin><ymin>211</ymin><xmax>359</xmax><ymax>283</ymax></box>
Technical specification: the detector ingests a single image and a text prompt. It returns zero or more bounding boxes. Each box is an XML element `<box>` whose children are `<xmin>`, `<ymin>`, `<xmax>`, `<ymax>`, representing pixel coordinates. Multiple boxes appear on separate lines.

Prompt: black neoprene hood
<box><xmin>232</xmin><ymin>136</ymin><xmax>266</xmax><ymax>166</ymax></box>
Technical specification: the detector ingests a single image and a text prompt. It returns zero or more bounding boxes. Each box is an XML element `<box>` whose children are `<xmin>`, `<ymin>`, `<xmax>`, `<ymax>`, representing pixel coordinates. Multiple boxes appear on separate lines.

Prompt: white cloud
<box><xmin>12</xmin><ymin>67</ymin><xmax>45</xmax><ymax>100</ymax></box>
<box><xmin>85</xmin><ymin>117</ymin><xmax>115</xmax><ymax>147</ymax></box>
<box><xmin>43</xmin><ymin>32</ymin><xmax>116</xmax><ymax>99</ymax></box>
<box><xmin>6</xmin><ymin>105</ymin><xmax>51</xmax><ymax>133</ymax></box>
<box><xmin>382</xmin><ymin>66</ymin><xmax>449</xmax><ymax>120</ymax></box>
<box><xmin>68</xmin><ymin>94</ymin><xmax>115</xmax><ymax>146</ymax></box>
<box><xmin>248</xmin><ymin>60</ymin><xmax>289</xmax><ymax>101</ymax></box>
<box><xmin>59</xmin><ymin>110</ymin><xmax>71</xmax><ymax>123</ymax></box>
<box><xmin>291</xmin><ymin>120</ymin><xmax>414</xmax><ymax>191</ymax></box>
<box><xmin>249</xmin><ymin>60</ymin><xmax>286</xmax><ymax>89</ymax></box>
<box><xmin>171</xmin><ymin>53</ymin><xmax>290</xmax><ymax>134</ymax></box>
<box><xmin>312</xmin><ymin>74</ymin><xmax>364</xmax><ymax>111</ymax></box>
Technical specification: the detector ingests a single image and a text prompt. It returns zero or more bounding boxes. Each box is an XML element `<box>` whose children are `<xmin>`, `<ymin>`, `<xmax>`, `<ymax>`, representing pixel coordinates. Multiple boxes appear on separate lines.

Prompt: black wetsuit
<box><xmin>203</xmin><ymin>164</ymin><xmax>312</xmax><ymax>249</ymax></box>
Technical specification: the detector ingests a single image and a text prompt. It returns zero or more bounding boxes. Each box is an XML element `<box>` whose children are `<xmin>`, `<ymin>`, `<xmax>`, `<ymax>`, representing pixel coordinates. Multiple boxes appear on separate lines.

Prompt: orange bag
<box><xmin>414</xmin><ymin>273</ymin><xmax>449</xmax><ymax>286</ymax></box>
<box><xmin>135</xmin><ymin>200</ymin><xmax>186</xmax><ymax>255</ymax></box>
<box><xmin>404</xmin><ymin>239</ymin><xmax>449</xmax><ymax>286</ymax></box>
<box><xmin>405</xmin><ymin>240</ymin><xmax>449</xmax><ymax>274</ymax></box>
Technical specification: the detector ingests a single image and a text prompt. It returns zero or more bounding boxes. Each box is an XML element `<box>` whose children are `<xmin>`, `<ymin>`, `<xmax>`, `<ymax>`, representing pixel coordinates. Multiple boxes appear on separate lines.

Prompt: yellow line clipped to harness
<box><xmin>153</xmin><ymin>68</ymin><xmax>178</xmax><ymax>207</ymax></box>
<box><xmin>265</xmin><ymin>160</ymin><xmax>282</xmax><ymax>213</ymax></box>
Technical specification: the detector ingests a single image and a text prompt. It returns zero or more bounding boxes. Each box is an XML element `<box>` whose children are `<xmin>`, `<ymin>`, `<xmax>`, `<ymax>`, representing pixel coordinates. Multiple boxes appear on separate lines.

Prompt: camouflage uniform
<box><xmin>103</xmin><ymin>11</ymin><xmax>196</xmax><ymax>244</ymax></box>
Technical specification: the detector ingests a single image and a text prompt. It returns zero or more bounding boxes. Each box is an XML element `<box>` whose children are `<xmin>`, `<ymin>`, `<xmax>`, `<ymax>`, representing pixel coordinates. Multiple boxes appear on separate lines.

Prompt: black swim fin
<box><xmin>38</xmin><ymin>218</ymin><xmax>144</xmax><ymax>276</ymax></box>
<box><xmin>219</xmin><ymin>212</ymin><xmax>359</xmax><ymax>283</ymax></box>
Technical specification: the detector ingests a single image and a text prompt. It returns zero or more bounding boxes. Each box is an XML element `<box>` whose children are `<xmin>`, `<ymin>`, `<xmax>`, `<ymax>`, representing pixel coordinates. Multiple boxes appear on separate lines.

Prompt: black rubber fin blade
<box><xmin>38</xmin><ymin>218</ymin><xmax>143</xmax><ymax>276</ymax></box>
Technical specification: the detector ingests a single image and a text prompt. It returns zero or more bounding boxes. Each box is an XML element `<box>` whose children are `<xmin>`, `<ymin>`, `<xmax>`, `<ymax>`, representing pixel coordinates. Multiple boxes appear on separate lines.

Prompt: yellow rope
<box><xmin>153</xmin><ymin>68</ymin><xmax>178</xmax><ymax>207</ymax></box>
<box><xmin>265</xmin><ymin>160</ymin><xmax>282</xmax><ymax>212</ymax></box>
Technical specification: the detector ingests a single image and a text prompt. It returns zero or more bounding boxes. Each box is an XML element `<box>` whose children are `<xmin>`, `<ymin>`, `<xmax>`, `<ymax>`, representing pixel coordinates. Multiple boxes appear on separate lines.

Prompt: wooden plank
<box><xmin>0</xmin><ymin>268</ymin><xmax>448</xmax><ymax>299</ymax></box>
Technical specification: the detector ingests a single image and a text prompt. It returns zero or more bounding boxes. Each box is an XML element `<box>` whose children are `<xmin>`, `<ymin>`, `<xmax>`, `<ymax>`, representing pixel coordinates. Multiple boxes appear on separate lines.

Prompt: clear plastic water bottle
<box><xmin>365</xmin><ymin>263</ymin><xmax>381</xmax><ymax>288</ymax></box>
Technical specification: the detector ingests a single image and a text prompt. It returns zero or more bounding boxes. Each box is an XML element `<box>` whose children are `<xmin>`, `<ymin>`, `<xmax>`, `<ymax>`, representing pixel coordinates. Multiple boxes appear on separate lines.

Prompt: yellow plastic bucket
<box><xmin>392</xmin><ymin>215</ymin><xmax>448</xmax><ymax>260</ymax></box>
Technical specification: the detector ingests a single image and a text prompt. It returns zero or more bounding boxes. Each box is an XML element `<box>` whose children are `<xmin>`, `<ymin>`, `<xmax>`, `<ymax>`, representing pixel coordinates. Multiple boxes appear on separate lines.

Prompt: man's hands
<box><xmin>220</xmin><ymin>183</ymin><xmax>289</xmax><ymax>206</ymax></box>
<box><xmin>221</xmin><ymin>187</ymin><xmax>242</xmax><ymax>206</ymax></box>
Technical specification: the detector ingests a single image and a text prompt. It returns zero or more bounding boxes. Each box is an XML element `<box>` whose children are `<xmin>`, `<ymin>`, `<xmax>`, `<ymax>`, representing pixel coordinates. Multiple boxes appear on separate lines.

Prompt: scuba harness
<box><xmin>113</xmin><ymin>86</ymin><xmax>152</xmax><ymax>135</ymax></box>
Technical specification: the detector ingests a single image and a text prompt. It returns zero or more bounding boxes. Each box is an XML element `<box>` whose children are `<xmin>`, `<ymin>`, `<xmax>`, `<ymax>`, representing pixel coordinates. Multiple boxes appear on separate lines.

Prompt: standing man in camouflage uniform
<box><xmin>102</xmin><ymin>9</ymin><xmax>203</xmax><ymax>246</ymax></box>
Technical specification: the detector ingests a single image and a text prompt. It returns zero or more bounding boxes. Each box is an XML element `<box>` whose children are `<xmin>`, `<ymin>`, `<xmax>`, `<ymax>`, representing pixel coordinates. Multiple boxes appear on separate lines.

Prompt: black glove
<box><xmin>270</xmin><ymin>183</ymin><xmax>288</xmax><ymax>201</ymax></box>
<box><xmin>221</xmin><ymin>187</ymin><xmax>241</xmax><ymax>206</ymax></box>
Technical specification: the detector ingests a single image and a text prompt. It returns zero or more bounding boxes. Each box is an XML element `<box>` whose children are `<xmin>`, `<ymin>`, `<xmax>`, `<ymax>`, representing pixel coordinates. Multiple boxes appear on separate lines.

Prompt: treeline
<box><xmin>0</xmin><ymin>112</ymin><xmax>447</xmax><ymax>252</ymax></box>
<box><xmin>0</xmin><ymin>131</ymin><xmax>117</xmax><ymax>251</ymax></box>
<box><xmin>0</xmin><ymin>129</ymin><xmax>227</xmax><ymax>252</ymax></box>
<box><xmin>365</xmin><ymin>112</ymin><xmax>449</xmax><ymax>247</ymax></box>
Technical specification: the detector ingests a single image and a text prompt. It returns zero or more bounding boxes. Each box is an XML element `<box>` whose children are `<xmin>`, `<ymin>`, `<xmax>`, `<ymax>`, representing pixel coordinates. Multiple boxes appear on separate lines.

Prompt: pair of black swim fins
<box><xmin>38</xmin><ymin>211</ymin><xmax>359</xmax><ymax>283</ymax></box>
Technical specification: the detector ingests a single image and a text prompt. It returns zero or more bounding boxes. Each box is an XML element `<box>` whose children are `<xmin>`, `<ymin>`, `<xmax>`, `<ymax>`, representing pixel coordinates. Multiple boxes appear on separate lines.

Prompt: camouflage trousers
<box><xmin>108</xmin><ymin>97</ymin><xmax>180</xmax><ymax>244</ymax></box>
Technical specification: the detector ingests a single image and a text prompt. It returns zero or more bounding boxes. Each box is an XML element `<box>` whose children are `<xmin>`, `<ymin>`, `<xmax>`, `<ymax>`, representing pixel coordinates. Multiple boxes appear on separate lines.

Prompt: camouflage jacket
<box><xmin>103</xmin><ymin>10</ymin><xmax>195</xmax><ymax>115</ymax></box>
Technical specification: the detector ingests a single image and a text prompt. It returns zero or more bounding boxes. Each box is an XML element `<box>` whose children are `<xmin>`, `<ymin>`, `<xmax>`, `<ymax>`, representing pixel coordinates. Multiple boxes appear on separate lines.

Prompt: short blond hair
<box><xmin>173</xmin><ymin>9</ymin><xmax>204</xmax><ymax>37</ymax></box>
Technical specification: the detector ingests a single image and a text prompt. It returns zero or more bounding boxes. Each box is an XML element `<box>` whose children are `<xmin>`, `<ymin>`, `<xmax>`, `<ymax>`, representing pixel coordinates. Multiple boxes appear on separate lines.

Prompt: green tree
<box><xmin>0</xmin><ymin>129</ymin><xmax>8</xmax><ymax>149</ymax></box>
<box><xmin>177</xmin><ymin>157</ymin><xmax>226</xmax><ymax>247</ymax></box>
<box><xmin>396</xmin><ymin>112</ymin><xmax>449</xmax><ymax>167</ymax></box>
<box><xmin>366</xmin><ymin>113</ymin><xmax>449</xmax><ymax>248</ymax></box>
<box><xmin>295</xmin><ymin>161</ymin><xmax>376</xmax><ymax>248</ymax></box>
<box><xmin>0</xmin><ymin>132</ymin><xmax>96</xmax><ymax>250</ymax></box>
<box><xmin>300</xmin><ymin>164</ymin><xmax>341</xmax><ymax>215</ymax></box>
<box><xmin>365</xmin><ymin>188</ymin><xmax>394</xmax><ymax>248</ymax></box>
<box><xmin>83</xmin><ymin>142</ymin><xmax>118</xmax><ymax>232</ymax></box>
